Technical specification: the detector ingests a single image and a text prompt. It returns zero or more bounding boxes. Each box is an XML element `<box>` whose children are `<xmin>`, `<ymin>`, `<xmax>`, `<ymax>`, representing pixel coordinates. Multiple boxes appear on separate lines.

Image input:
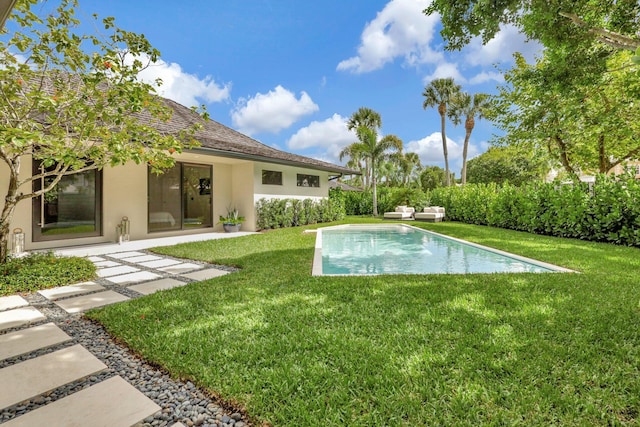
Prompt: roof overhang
<box><xmin>188</xmin><ymin>146</ymin><xmax>360</xmax><ymax>175</ymax></box>
<box><xmin>0</xmin><ymin>0</ymin><xmax>17</xmax><ymax>30</ymax></box>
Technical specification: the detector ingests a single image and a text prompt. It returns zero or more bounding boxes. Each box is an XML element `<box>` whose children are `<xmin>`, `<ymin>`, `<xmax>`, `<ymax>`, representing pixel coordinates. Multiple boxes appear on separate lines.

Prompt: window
<box><xmin>262</xmin><ymin>170</ymin><xmax>283</xmax><ymax>185</ymax></box>
<box><xmin>297</xmin><ymin>173</ymin><xmax>320</xmax><ymax>187</ymax></box>
<box><xmin>148</xmin><ymin>162</ymin><xmax>213</xmax><ymax>232</ymax></box>
<box><xmin>32</xmin><ymin>163</ymin><xmax>102</xmax><ymax>241</ymax></box>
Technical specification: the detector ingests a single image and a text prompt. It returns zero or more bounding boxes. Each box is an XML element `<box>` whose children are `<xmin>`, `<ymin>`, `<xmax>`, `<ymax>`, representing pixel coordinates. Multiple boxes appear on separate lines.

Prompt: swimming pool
<box><xmin>312</xmin><ymin>224</ymin><xmax>572</xmax><ymax>275</ymax></box>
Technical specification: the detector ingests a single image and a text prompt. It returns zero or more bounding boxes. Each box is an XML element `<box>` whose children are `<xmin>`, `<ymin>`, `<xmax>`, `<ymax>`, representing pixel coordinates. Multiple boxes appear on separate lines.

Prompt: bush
<box><xmin>342</xmin><ymin>187</ymin><xmax>430</xmax><ymax>216</ymax></box>
<box><xmin>255</xmin><ymin>195</ymin><xmax>344</xmax><ymax>230</ymax></box>
<box><xmin>428</xmin><ymin>175</ymin><xmax>640</xmax><ymax>247</ymax></box>
<box><xmin>0</xmin><ymin>252</ymin><xmax>96</xmax><ymax>296</ymax></box>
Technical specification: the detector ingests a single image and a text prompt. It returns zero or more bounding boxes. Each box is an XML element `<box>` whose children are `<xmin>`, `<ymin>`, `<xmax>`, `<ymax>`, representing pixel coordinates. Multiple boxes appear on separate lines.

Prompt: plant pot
<box><xmin>223</xmin><ymin>223</ymin><xmax>241</xmax><ymax>233</ymax></box>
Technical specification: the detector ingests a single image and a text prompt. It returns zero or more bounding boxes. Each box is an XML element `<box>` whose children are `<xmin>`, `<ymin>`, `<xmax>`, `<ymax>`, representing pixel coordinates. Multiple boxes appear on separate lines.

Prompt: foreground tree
<box><xmin>450</xmin><ymin>92</ymin><xmax>491</xmax><ymax>185</ymax></box>
<box><xmin>467</xmin><ymin>146</ymin><xmax>549</xmax><ymax>186</ymax></box>
<box><xmin>422</xmin><ymin>77</ymin><xmax>461</xmax><ymax>187</ymax></box>
<box><xmin>424</xmin><ymin>0</ymin><xmax>640</xmax><ymax>52</ymax></box>
<box><xmin>0</xmin><ymin>0</ymin><xmax>200</xmax><ymax>263</ymax></box>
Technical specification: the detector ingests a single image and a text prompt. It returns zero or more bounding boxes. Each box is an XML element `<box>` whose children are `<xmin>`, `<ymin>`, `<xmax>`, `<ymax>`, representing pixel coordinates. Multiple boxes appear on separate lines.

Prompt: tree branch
<box><xmin>559</xmin><ymin>11</ymin><xmax>640</xmax><ymax>50</ymax></box>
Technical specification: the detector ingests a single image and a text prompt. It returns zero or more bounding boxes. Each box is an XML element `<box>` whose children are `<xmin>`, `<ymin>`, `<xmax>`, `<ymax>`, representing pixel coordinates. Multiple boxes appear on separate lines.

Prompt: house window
<box><xmin>262</xmin><ymin>170</ymin><xmax>283</xmax><ymax>185</ymax></box>
<box><xmin>32</xmin><ymin>163</ymin><xmax>102</xmax><ymax>241</ymax></box>
<box><xmin>297</xmin><ymin>174</ymin><xmax>320</xmax><ymax>187</ymax></box>
<box><xmin>148</xmin><ymin>162</ymin><xmax>212</xmax><ymax>232</ymax></box>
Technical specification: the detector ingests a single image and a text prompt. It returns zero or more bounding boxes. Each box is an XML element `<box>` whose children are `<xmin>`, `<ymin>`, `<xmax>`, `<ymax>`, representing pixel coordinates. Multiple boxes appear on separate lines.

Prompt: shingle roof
<box><xmin>153</xmin><ymin>98</ymin><xmax>359</xmax><ymax>175</ymax></box>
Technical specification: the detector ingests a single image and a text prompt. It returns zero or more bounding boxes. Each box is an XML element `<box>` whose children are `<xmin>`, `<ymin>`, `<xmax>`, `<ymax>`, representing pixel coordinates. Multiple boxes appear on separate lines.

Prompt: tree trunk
<box><xmin>372</xmin><ymin>165</ymin><xmax>378</xmax><ymax>217</ymax></box>
<box><xmin>0</xmin><ymin>165</ymin><xmax>20</xmax><ymax>264</ymax></box>
<box><xmin>461</xmin><ymin>116</ymin><xmax>474</xmax><ymax>185</ymax></box>
<box><xmin>439</xmin><ymin>105</ymin><xmax>450</xmax><ymax>186</ymax></box>
<box><xmin>553</xmin><ymin>134</ymin><xmax>578</xmax><ymax>180</ymax></box>
<box><xmin>597</xmin><ymin>134</ymin><xmax>611</xmax><ymax>174</ymax></box>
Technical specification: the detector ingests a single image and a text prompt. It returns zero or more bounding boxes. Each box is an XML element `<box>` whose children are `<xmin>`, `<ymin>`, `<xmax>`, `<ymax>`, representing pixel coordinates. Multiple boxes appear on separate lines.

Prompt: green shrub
<box><xmin>428</xmin><ymin>174</ymin><xmax>640</xmax><ymax>247</ymax></box>
<box><xmin>255</xmin><ymin>195</ymin><xmax>344</xmax><ymax>230</ymax></box>
<box><xmin>0</xmin><ymin>252</ymin><xmax>96</xmax><ymax>296</ymax></box>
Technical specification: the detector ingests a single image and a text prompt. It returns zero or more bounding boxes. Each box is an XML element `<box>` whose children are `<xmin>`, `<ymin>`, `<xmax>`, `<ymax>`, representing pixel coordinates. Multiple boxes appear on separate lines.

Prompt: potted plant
<box><xmin>218</xmin><ymin>207</ymin><xmax>245</xmax><ymax>232</ymax></box>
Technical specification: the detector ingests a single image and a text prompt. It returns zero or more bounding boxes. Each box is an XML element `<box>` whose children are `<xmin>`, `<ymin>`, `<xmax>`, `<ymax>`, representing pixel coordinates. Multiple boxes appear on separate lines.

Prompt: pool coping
<box><xmin>312</xmin><ymin>223</ymin><xmax>576</xmax><ymax>276</ymax></box>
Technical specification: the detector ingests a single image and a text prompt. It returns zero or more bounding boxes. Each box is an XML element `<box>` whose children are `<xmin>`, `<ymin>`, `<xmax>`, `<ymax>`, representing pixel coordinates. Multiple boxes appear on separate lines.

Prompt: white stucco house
<box><xmin>0</xmin><ymin>97</ymin><xmax>356</xmax><ymax>252</ymax></box>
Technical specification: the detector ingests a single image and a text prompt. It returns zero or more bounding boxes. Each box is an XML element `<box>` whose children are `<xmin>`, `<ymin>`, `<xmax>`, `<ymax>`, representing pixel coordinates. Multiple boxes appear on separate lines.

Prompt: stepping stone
<box><xmin>170</xmin><ymin>424</ymin><xmax>187</xmax><ymax>427</ymax></box>
<box><xmin>0</xmin><ymin>307</ymin><xmax>46</xmax><ymax>332</ymax></box>
<box><xmin>181</xmin><ymin>268</ymin><xmax>230</xmax><ymax>281</ymax></box>
<box><xmin>120</xmin><ymin>254</ymin><xmax>162</xmax><ymax>263</ymax></box>
<box><xmin>97</xmin><ymin>265</ymin><xmax>139</xmax><ymax>278</ymax></box>
<box><xmin>158</xmin><ymin>263</ymin><xmax>203</xmax><ymax>274</ymax></box>
<box><xmin>54</xmin><ymin>291</ymin><xmax>129</xmax><ymax>314</ymax></box>
<box><xmin>107</xmin><ymin>251</ymin><xmax>146</xmax><ymax>259</ymax></box>
<box><xmin>128</xmin><ymin>278</ymin><xmax>187</xmax><ymax>295</ymax></box>
<box><xmin>106</xmin><ymin>271</ymin><xmax>162</xmax><ymax>285</ymax></box>
<box><xmin>2</xmin><ymin>376</ymin><xmax>161</xmax><ymax>427</ymax></box>
<box><xmin>0</xmin><ymin>295</ymin><xmax>28</xmax><ymax>312</ymax></box>
<box><xmin>38</xmin><ymin>282</ymin><xmax>105</xmax><ymax>301</ymax></box>
<box><xmin>139</xmin><ymin>258</ymin><xmax>182</xmax><ymax>269</ymax></box>
<box><xmin>87</xmin><ymin>256</ymin><xmax>105</xmax><ymax>262</ymax></box>
<box><xmin>0</xmin><ymin>344</ymin><xmax>107</xmax><ymax>410</ymax></box>
<box><xmin>0</xmin><ymin>323</ymin><xmax>72</xmax><ymax>361</ymax></box>
<box><xmin>93</xmin><ymin>260</ymin><xmax>121</xmax><ymax>268</ymax></box>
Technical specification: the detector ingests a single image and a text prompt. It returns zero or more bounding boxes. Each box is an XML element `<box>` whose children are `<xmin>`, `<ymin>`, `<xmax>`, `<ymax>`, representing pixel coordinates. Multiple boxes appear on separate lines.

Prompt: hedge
<box><xmin>428</xmin><ymin>175</ymin><xmax>640</xmax><ymax>246</ymax></box>
<box><xmin>255</xmin><ymin>194</ymin><xmax>345</xmax><ymax>230</ymax></box>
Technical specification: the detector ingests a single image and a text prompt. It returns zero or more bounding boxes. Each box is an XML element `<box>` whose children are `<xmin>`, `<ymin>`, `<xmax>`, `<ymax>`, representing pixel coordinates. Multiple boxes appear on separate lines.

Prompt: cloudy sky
<box><xmin>31</xmin><ymin>0</ymin><xmax>541</xmax><ymax>176</ymax></box>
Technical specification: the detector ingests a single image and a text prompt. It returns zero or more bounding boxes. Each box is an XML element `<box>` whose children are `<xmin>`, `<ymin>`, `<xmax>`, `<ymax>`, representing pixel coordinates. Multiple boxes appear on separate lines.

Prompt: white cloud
<box><xmin>287</xmin><ymin>114</ymin><xmax>356</xmax><ymax>163</ymax></box>
<box><xmin>422</xmin><ymin>62</ymin><xmax>467</xmax><ymax>84</ymax></box>
<box><xmin>464</xmin><ymin>24</ymin><xmax>543</xmax><ymax>67</ymax></box>
<box><xmin>406</xmin><ymin>132</ymin><xmax>482</xmax><ymax>176</ymax></box>
<box><xmin>337</xmin><ymin>0</ymin><xmax>441</xmax><ymax>73</ymax></box>
<box><xmin>468</xmin><ymin>71</ymin><xmax>504</xmax><ymax>85</ymax></box>
<box><xmin>134</xmin><ymin>55</ymin><xmax>231</xmax><ymax>107</ymax></box>
<box><xmin>231</xmin><ymin>85</ymin><xmax>319</xmax><ymax>135</ymax></box>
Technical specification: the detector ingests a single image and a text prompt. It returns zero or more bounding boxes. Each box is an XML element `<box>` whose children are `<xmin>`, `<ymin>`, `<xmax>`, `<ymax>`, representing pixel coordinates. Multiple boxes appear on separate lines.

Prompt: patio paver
<box><xmin>0</xmin><ymin>307</ymin><xmax>45</xmax><ymax>332</ymax></box>
<box><xmin>54</xmin><ymin>290</ymin><xmax>129</xmax><ymax>314</ymax></box>
<box><xmin>106</xmin><ymin>251</ymin><xmax>146</xmax><ymax>259</ymax></box>
<box><xmin>181</xmin><ymin>268</ymin><xmax>230</xmax><ymax>281</ymax></box>
<box><xmin>0</xmin><ymin>295</ymin><xmax>29</xmax><ymax>312</ymax></box>
<box><xmin>93</xmin><ymin>260</ymin><xmax>121</xmax><ymax>268</ymax></box>
<box><xmin>120</xmin><ymin>254</ymin><xmax>163</xmax><ymax>263</ymax></box>
<box><xmin>2</xmin><ymin>376</ymin><xmax>161</xmax><ymax>427</ymax></box>
<box><xmin>158</xmin><ymin>263</ymin><xmax>204</xmax><ymax>274</ymax></box>
<box><xmin>38</xmin><ymin>281</ymin><xmax>105</xmax><ymax>301</ymax></box>
<box><xmin>0</xmin><ymin>323</ymin><xmax>72</xmax><ymax>361</ymax></box>
<box><xmin>138</xmin><ymin>258</ymin><xmax>182</xmax><ymax>269</ymax></box>
<box><xmin>96</xmin><ymin>265</ymin><xmax>140</xmax><ymax>278</ymax></box>
<box><xmin>105</xmin><ymin>271</ymin><xmax>162</xmax><ymax>285</ymax></box>
<box><xmin>128</xmin><ymin>278</ymin><xmax>188</xmax><ymax>295</ymax></box>
<box><xmin>0</xmin><ymin>344</ymin><xmax>107</xmax><ymax>410</ymax></box>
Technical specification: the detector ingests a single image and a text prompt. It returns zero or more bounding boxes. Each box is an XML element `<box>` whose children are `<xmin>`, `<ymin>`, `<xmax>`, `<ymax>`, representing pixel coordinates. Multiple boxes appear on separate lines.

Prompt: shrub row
<box><xmin>337</xmin><ymin>187</ymin><xmax>430</xmax><ymax>216</ymax></box>
<box><xmin>428</xmin><ymin>175</ymin><xmax>640</xmax><ymax>246</ymax></box>
<box><xmin>255</xmin><ymin>196</ymin><xmax>345</xmax><ymax>230</ymax></box>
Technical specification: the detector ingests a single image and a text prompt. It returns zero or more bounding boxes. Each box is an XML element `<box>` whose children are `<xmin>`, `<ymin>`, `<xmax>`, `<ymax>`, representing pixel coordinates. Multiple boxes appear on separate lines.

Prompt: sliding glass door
<box><xmin>148</xmin><ymin>162</ymin><xmax>212</xmax><ymax>232</ymax></box>
<box><xmin>32</xmin><ymin>165</ymin><xmax>102</xmax><ymax>241</ymax></box>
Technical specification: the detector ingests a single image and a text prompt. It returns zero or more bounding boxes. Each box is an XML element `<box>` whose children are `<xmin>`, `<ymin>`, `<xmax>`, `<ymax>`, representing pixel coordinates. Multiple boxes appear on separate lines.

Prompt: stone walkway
<box><xmin>0</xmin><ymin>250</ymin><xmax>246</xmax><ymax>427</ymax></box>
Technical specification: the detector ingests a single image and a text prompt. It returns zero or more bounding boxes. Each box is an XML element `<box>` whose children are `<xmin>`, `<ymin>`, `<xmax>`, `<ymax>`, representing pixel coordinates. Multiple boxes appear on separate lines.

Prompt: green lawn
<box><xmin>88</xmin><ymin>219</ymin><xmax>640</xmax><ymax>426</ymax></box>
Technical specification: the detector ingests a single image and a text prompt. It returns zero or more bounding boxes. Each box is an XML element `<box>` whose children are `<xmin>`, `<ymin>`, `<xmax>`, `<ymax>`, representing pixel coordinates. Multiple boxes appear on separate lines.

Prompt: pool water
<box><xmin>314</xmin><ymin>224</ymin><xmax>569</xmax><ymax>275</ymax></box>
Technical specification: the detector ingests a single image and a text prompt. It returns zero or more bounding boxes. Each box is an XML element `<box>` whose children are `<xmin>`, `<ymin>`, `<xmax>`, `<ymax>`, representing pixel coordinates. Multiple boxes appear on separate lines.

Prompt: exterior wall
<box><xmin>253</xmin><ymin>162</ymin><xmax>329</xmax><ymax>204</ymax></box>
<box><xmin>609</xmin><ymin>160</ymin><xmax>640</xmax><ymax>178</ymax></box>
<box><xmin>1</xmin><ymin>152</ymin><xmax>334</xmax><ymax>251</ymax></box>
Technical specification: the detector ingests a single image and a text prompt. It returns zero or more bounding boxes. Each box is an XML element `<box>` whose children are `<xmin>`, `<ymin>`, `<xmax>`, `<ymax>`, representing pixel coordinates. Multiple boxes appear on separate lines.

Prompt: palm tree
<box><xmin>343</xmin><ymin>107</ymin><xmax>383</xmax><ymax>189</ymax></box>
<box><xmin>422</xmin><ymin>77</ymin><xmax>461</xmax><ymax>186</ymax></box>
<box><xmin>451</xmin><ymin>92</ymin><xmax>491</xmax><ymax>184</ymax></box>
<box><xmin>346</xmin><ymin>126</ymin><xmax>403</xmax><ymax>216</ymax></box>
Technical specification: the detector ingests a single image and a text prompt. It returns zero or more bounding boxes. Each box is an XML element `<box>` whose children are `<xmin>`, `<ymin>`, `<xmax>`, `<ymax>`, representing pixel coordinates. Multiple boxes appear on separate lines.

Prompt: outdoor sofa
<box><xmin>383</xmin><ymin>205</ymin><xmax>415</xmax><ymax>220</ymax></box>
<box><xmin>414</xmin><ymin>206</ymin><xmax>445</xmax><ymax>222</ymax></box>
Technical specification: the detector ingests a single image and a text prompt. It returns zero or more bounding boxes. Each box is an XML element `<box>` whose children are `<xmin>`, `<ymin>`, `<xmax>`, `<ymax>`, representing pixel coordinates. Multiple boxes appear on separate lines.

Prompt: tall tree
<box><xmin>343</xmin><ymin>126</ymin><xmax>402</xmax><ymax>216</ymax></box>
<box><xmin>450</xmin><ymin>92</ymin><xmax>491</xmax><ymax>185</ymax></box>
<box><xmin>467</xmin><ymin>146</ymin><xmax>549</xmax><ymax>186</ymax></box>
<box><xmin>343</xmin><ymin>107</ymin><xmax>383</xmax><ymax>189</ymax></box>
<box><xmin>424</xmin><ymin>0</ymin><xmax>640</xmax><ymax>52</ymax></box>
<box><xmin>0</xmin><ymin>0</ymin><xmax>201</xmax><ymax>263</ymax></box>
<box><xmin>422</xmin><ymin>77</ymin><xmax>461</xmax><ymax>186</ymax></box>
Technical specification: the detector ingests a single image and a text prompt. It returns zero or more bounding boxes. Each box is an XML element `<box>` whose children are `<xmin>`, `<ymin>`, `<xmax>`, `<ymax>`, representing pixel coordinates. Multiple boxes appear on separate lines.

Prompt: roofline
<box><xmin>0</xmin><ymin>0</ymin><xmax>17</xmax><ymax>30</ymax></box>
<box><xmin>188</xmin><ymin>146</ymin><xmax>361</xmax><ymax>175</ymax></box>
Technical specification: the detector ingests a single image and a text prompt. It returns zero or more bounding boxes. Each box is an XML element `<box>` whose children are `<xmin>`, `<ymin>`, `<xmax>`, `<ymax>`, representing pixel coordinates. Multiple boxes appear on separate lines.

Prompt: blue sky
<box><xmin>41</xmin><ymin>0</ymin><xmax>540</xmax><ymax>176</ymax></box>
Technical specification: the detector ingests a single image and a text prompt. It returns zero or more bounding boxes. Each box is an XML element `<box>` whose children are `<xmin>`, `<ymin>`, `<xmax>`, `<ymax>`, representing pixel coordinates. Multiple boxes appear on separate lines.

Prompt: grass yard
<box><xmin>88</xmin><ymin>218</ymin><xmax>640</xmax><ymax>426</ymax></box>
